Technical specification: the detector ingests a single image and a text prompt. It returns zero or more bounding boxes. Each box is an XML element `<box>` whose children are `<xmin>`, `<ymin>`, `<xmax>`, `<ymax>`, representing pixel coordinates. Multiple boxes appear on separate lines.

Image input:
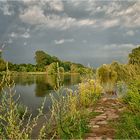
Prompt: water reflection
<box><xmin>12</xmin><ymin>74</ymin><xmax>80</xmax><ymax>97</ymax></box>
<box><xmin>6</xmin><ymin>74</ymin><xmax>81</xmax><ymax>114</ymax></box>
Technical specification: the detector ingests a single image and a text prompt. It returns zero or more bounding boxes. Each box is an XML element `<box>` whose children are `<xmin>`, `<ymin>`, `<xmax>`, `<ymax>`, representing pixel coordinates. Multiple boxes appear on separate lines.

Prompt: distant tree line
<box><xmin>2</xmin><ymin>46</ymin><xmax>140</xmax><ymax>77</ymax></box>
<box><xmin>0</xmin><ymin>50</ymin><xmax>94</xmax><ymax>75</ymax></box>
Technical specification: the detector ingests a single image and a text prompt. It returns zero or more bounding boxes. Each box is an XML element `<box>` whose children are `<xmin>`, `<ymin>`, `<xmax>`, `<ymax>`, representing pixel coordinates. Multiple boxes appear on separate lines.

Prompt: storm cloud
<box><xmin>0</xmin><ymin>0</ymin><xmax>140</xmax><ymax>67</ymax></box>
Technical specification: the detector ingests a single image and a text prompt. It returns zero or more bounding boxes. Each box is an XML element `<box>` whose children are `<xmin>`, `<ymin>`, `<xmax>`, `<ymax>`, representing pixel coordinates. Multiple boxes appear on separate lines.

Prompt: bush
<box><xmin>115</xmin><ymin>80</ymin><xmax>140</xmax><ymax>139</ymax></box>
<box><xmin>78</xmin><ymin>79</ymin><xmax>103</xmax><ymax>107</ymax></box>
<box><xmin>41</xmin><ymin>79</ymin><xmax>103</xmax><ymax>139</ymax></box>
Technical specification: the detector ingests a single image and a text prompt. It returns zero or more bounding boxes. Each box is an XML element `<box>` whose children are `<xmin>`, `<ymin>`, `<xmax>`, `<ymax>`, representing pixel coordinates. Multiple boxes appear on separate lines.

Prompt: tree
<box><xmin>97</xmin><ymin>64</ymin><xmax>118</xmax><ymax>93</ymax></box>
<box><xmin>129</xmin><ymin>46</ymin><xmax>140</xmax><ymax>65</ymax></box>
<box><xmin>46</xmin><ymin>62</ymin><xmax>57</xmax><ymax>75</ymax></box>
<box><xmin>59</xmin><ymin>67</ymin><xmax>64</xmax><ymax>74</ymax></box>
<box><xmin>35</xmin><ymin>50</ymin><xmax>52</xmax><ymax>67</ymax></box>
<box><xmin>59</xmin><ymin>61</ymin><xmax>71</xmax><ymax>72</ymax></box>
<box><xmin>110</xmin><ymin>61</ymin><xmax>130</xmax><ymax>81</ymax></box>
<box><xmin>0</xmin><ymin>59</ymin><xmax>6</xmax><ymax>71</ymax></box>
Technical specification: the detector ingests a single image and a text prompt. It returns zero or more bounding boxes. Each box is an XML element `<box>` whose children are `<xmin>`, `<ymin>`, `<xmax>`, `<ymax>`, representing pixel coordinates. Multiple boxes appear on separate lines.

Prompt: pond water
<box><xmin>10</xmin><ymin>74</ymin><xmax>81</xmax><ymax>114</ymax></box>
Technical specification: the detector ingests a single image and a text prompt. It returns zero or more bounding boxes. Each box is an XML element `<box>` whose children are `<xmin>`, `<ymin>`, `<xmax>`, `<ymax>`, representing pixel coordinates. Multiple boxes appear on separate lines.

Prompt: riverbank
<box><xmin>0</xmin><ymin>71</ymin><xmax>81</xmax><ymax>76</ymax></box>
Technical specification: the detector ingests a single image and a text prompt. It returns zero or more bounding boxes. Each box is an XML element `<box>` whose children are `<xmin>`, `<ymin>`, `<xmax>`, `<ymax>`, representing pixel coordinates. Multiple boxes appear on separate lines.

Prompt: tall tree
<box><xmin>35</xmin><ymin>50</ymin><xmax>52</xmax><ymax>66</ymax></box>
<box><xmin>129</xmin><ymin>46</ymin><xmax>140</xmax><ymax>65</ymax></box>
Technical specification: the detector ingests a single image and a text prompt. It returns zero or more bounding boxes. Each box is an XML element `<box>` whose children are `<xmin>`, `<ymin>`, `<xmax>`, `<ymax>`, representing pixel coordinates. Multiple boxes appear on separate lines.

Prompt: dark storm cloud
<box><xmin>0</xmin><ymin>0</ymin><xmax>140</xmax><ymax>67</ymax></box>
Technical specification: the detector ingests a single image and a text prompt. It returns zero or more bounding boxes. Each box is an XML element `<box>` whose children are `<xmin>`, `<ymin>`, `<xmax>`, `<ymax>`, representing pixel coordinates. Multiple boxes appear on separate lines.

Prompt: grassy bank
<box><xmin>0</xmin><ymin>71</ymin><xmax>81</xmax><ymax>76</ymax></box>
<box><xmin>114</xmin><ymin>80</ymin><xmax>140</xmax><ymax>139</ymax></box>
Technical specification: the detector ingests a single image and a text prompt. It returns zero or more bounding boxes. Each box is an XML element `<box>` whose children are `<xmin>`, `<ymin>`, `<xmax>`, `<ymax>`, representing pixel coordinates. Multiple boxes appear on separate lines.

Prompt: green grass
<box><xmin>115</xmin><ymin>111</ymin><xmax>140</xmax><ymax>139</ymax></box>
<box><xmin>114</xmin><ymin>80</ymin><xmax>140</xmax><ymax>139</ymax></box>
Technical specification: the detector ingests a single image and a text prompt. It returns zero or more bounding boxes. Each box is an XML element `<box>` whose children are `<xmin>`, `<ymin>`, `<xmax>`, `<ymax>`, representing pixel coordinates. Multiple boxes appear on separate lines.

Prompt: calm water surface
<box><xmin>11</xmin><ymin>74</ymin><xmax>81</xmax><ymax>114</ymax></box>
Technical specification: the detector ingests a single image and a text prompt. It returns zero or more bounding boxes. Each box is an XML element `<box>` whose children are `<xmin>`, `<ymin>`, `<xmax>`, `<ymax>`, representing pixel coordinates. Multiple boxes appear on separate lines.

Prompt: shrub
<box><xmin>78</xmin><ymin>79</ymin><xmax>103</xmax><ymax>107</ymax></box>
<box><xmin>115</xmin><ymin>80</ymin><xmax>140</xmax><ymax>139</ymax></box>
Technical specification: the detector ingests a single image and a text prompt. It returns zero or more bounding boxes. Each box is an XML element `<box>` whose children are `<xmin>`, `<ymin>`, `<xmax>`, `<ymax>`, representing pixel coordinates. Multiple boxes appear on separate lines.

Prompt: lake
<box><xmin>9</xmin><ymin>74</ymin><xmax>81</xmax><ymax>114</ymax></box>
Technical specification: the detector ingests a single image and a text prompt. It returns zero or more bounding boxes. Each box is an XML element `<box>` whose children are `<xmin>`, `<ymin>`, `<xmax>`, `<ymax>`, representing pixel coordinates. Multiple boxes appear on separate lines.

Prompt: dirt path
<box><xmin>85</xmin><ymin>97</ymin><xmax>124</xmax><ymax>140</ymax></box>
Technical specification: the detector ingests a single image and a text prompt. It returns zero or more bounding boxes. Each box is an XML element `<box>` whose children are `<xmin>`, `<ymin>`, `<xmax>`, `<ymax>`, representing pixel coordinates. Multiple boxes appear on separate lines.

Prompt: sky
<box><xmin>0</xmin><ymin>0</ymin><xmax>140</xmax><ymax>67</ymax></box>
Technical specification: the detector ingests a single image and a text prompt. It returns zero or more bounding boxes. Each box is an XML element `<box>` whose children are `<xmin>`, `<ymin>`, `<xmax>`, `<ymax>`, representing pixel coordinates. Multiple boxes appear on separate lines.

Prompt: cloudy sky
<box><xmin>0</xmin><ymin>0</ymin><xmax>140</xmax><ymax>67</ymax></box>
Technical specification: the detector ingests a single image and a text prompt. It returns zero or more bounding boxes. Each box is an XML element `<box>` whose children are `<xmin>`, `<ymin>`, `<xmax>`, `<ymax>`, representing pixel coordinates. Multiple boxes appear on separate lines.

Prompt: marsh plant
<box><xmin>39</xmin><ymin>78</ymin><xmax>103</xmax><ymax>139</ymax></box>
<box><xmin>115</xmin><ymin>80</ymin><xmax>140</xmax><ymax>139</ymax></box>
<box><xmin>78</xmin><ymin>79</ymin><xmax>103</xmax><ymax>107</ymax></box>
<box><xmin>0</xmin><ymin>67</ymin><xmax>46</xmax><ymax>139</ymax></box>
<box><xmin>0</xmin><ymin>63</ymin><xmax>102</xmax><ymax>139</ymax></box>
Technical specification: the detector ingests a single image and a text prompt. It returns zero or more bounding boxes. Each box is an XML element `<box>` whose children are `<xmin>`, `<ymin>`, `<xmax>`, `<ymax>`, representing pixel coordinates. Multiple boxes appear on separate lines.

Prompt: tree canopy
<box><xmin>129</xmin><ymin>46</ymin><xmax>140</xmax><ymax>65</ymax></box>
<box><xmin>35</xmin><ymin>50</ymin><xmax>58</xmax><ymax>67</ymax></box>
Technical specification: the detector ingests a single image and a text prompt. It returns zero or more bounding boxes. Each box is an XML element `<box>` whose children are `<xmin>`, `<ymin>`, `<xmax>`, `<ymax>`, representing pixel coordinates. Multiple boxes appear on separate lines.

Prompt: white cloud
<box><xmin>20</xmin><ymin>6</ymin><xmax>96</xmax><ymax>30</ymax></box>
<box><xmin>10</xmin><ymin>31</ymin><xmax>30</xmax><ymax>39</ymax></box>
<box><xmin>105</xmin><ymin>1</ymin><xmax>140</xmax><ymax>28</ymax></box>
<box><xmin>77</xmin><ymin>19</ymin><xmax>96</xmax><ymax>26</ymax></box>
<box><xmin>85</xmin><ymin>1</ymin><xmax>140</xmax><ymax>29</ymax></box>
<box><xmin>21</xmin><ymin>32</ymin><xmax>30</xmax><ymax>38</ymax></box>
<box><xmin>20</xmin><ymin>6</ymin><xmax>46</xmax><ymax>25</ymax></box>
<box><xmin>49</xmin><ymin>0</ymin><xmax>64</xmax><ymax>11</ymax></box>
<box><xmin>102</xmin><ymin>19</ymin><xmax>120</xmax><ymax>28</ymax></box>
<box><xmin>22</xmin><ymin>0</ymin><xmax>64</xmax><ymax>12</ymax></box>
<box><xmin>55</xmin><ymin>38</ymin><xmax>75</xmax><ymax>45</ymax></box>
<box><xmin>55</xmin><ymin>39</ymin><xmax>64</xmax><ymax>45</ymax></box>
<box><xmin>10</xmin><ymin>32</ymin><xmax>18</xmax><ymax>38</ymax></box>
<box><xmin>0</xmin><ymin>1</ymin><xmax>14</xmax><ymax>16</ymax></box>
<box><xmin>18</xmin><ymin>0</ymin><xmax>140</xmax><ymax>30</ymax></box>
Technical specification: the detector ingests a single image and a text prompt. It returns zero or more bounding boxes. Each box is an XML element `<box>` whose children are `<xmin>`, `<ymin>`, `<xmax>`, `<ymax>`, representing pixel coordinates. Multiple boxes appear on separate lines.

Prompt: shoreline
<box><xmin>0</xmin><ymin>71</ymin><xmax>81</xmax><ymax>76</ymax></box>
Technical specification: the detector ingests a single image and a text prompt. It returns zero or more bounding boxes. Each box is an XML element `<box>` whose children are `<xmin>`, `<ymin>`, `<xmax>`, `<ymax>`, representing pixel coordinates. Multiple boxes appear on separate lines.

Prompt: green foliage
<box><xmin>0</xmin><ymin>70</ymin><xmax>46</xmax><ymax>139</ymax></box>
<box><xmin>48</xmin><ymin>88</ymin><xmax>96</xmax><ymax>139</ymax></box>
<box><xmin>78</xmin><ymin>79</ymin><xmax>102</xmax><ymax>107</ymax></box>
<box><xmin>17</xmin><ymin>104</ymin><xmax>30</xmax><ymax>119</ymax></box>
<box><xmin>0</xmin><ymin>59</ymin><xmax>6</xmax><ymax>71</ymax></box>
<box><xmin>115</xmin><ymin>112</ymin><xmax>140</xmax><ymax>139</ymax></box>
<box><xmin>97</xmin><ymin>64</ymin><xmax>117</xmax><ymax>84</ymax></box>
<box><xmin>46</xmin><ymin>62</ymin><xmax>58</xmax><ymax>75</ymax></box>
<box><xmin>35</xmin><ymin>50</ymin><xmax>60</xmax><ymax>67</ymax></box>
<box><xmin>110</xmin><ymin>62</ymin><xmax>131</xmax><ymax>81</ymax></box>
<box><xmin>59</xmin><ymin>61</ymin><xmax>71</xmax><ymax>72</ymax></box>
<box><xmin>70</xmin><ymin>63</ymin><xmax>94</xmax><ymax>75</ymax></box>
<box><xmin>129</xmin><ymin>46</ymin><xmax>140</xmax><ymax>65</ymax></box>
<box><xmin>59</xmin><ymin>67</ymin><xmax>64</xmax><ymax>73</ymax></box>
<box><xmin>70</xmin><ymin>64</ymin><xmax>79</xmax><ymax>73</ymax></box>
<box><xmin>97</xmin><ymin>64</ymin><xmax>117</xmax><ymax>92</ymax></box>
<box><xmin>115</xmin><ymin>80</ymin><xmax>140</xmax><ymax>139</ymax></box>
<box><xmin>40</xmin><ymin>78</ymin><xmax>102</xmax><ymax>139</ymax></box>
<box><xmin>35</xmin><ymin>50</ymin><xmax>52</xmax><ymax>66</ymax></box>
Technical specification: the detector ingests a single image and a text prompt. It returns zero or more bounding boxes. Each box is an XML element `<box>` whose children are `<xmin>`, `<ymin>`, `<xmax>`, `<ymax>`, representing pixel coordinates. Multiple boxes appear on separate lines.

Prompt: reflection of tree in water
<box><xmin>35</xmin><ymin>74</ymin><xmax>64</xmax><ymax>97</ymax></box>
<box><xmin>12</xmin><ymin>75</ymin><xmax>36</xmax><ymax>86</ymax></box>
<box><xmin>35</xmin><ymin>75</ymin><xmax>53</xmax><ymax>97</ymax></box>
<box><xmin>10</xmin><ymin>74</ymin><xmax>80</xmax><ymax>97</ymax></box>
<box><xmin>70</xmin><ymin>74</ymin><xmax>81</xmax><ymax>85</ymax></box>
<box><xmin>64</xmin><ymin>74</ymin><xmax>81</xmax><ymax>86</ymax></box>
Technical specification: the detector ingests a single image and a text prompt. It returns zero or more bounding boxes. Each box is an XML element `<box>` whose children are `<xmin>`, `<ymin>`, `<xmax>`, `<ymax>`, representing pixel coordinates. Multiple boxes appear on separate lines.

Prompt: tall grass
<box><xmin>0</xmin><ymin>63</ymin><xmax>103</xmax><ymax>139</ymax></box>
<box><xmin>0</xmin><ymin>65</ymin><xmax>46</xmax><ymax>139</ymax></box>
<box><xmin>40</xmin><ymin>78</ymin><xmax>103</xmax><ymax>139</ymax></box>
<box><xmin>115</xmin><ymin>80</ymin><xmax>140</xmax><ymax>139</ymax></box>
